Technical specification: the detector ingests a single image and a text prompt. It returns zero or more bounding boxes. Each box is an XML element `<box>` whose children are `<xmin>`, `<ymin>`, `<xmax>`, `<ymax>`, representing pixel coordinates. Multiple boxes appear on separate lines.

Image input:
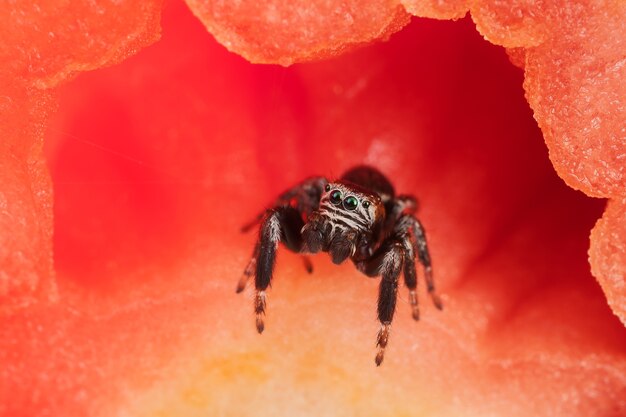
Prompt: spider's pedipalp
<box><xmin>328</xmin><ymin>230</ymin><xmax>357</xmax><ymax>264</ymax></box>
<box><xmin>301</xmin><ymin>211</ymin><xmax>328</xmax><ymax>253</ymax></box>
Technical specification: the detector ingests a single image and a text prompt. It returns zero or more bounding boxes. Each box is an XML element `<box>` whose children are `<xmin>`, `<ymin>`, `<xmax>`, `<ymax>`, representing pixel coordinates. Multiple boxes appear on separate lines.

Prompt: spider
<box><xmin>236</xmin><ymin>165</ymin><xmax>442</xmax><ymax>366</ymax></box>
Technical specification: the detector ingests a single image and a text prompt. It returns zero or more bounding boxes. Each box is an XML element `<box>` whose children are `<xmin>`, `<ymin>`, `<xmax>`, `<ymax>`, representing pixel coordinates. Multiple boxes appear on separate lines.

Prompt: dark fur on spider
<box><xmin>237</xmin><ymin>165</ymin><xmax>443</xmax><ymax>366</ymax></box>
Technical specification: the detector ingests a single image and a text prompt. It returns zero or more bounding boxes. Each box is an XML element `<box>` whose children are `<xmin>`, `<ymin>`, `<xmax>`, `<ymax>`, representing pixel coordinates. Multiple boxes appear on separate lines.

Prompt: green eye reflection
<box><xmin>330</xmin><ymin>190</ymin><xmax>342</xmax><ymax>205</ymax></box>
<box><xmin>343</xmin><ymin>196</ymin><xmax>359</xmax><ymax>211</ymax></box>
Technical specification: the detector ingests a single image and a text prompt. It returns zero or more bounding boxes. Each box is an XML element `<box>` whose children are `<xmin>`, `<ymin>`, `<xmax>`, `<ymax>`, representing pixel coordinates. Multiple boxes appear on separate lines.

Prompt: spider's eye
<box><xmin>324</xmin><ymin>184</ymin><xmax>331</xmax><ymax>192</ymax></box>
<box><xmin>343</xmin><ymin>196</ymin><xmax>359</xmax><ymax>211</ymax></box>
<box><xmin>330</xmin><ymin>190</ymin><xmax>342</xmax><ymax>205</ymax></box>
<box><xmin>362</xmin><ymin>200</ymin><xmax>370</xmax><ymax>209</ymax></box>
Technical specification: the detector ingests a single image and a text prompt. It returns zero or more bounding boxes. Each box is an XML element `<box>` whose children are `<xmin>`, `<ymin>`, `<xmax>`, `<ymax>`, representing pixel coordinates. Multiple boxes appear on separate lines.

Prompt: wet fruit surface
<box><xmin>1</xmin><ymin>0</ymin><xmax>625</xmax><ymax>416</ymax></box>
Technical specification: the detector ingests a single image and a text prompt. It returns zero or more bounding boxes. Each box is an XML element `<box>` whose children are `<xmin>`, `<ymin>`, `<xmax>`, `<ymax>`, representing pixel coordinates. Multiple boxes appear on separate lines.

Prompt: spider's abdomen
<box><xmin>340</xmin><ymin>165</ymin><xmax>395</xmax><ymax>204</ymax></box>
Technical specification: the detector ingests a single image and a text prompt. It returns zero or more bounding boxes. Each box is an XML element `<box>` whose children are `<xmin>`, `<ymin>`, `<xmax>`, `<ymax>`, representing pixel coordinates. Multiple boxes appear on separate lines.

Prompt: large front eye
<box><xmin>343</xmin><ymin>196</ymin><xmax>359</xmax><ymax>211</ymax></box>
<box><xmin>330</xmin><ymin>190</ymin><xmax>342</xmax><ymax>205</ymax></box>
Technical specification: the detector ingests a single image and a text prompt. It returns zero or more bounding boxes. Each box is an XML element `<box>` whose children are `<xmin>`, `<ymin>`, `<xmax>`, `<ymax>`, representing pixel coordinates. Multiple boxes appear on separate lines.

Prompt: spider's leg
<box><xmin>411</xmin><ymin>218</ymin><xmax>443</xmax><ymax>310</ymax></box>
<box><xmin>358</xmin><ymin>241</ymin><xmax>405</xmax><ymax>366</ymax></box>
<box><xmin>254</xmin><ymin>206</ymin><xmax>306</xmax><ymax>333</ymax></box>
<box><xmin>395</xmin><ymin>194</ymin><xmax>419</xmax><ymax>215</ymax></box>
<box><xmin>241</xmin><ymin>214</ymin><xmax>265</xmax><ymax>233</ymax></box>
<box><xmin>301</xmin><ymin>255</ymin><xmax>314</xmax><ymax>273</ymax></box>
<box><xmin>241</xmin><ymin>176</ymin><xmax>328</xmax><ymax>233</ymax></box>
<box><xmin>236</xmin><ymin>241</ymin><xmax>260</xmax><ymax>293</ymax></box>
<box><xmin>390</xmin><ymin>215</ymin><xmax>420</xmax><ymax>320</ymax></box>
<box><xmin>239</xmin><ymin>176</ymin><xmax>327</xmax><ymax>332</ymax></box>
<box><xmin>376</xmin><ymin>243</ymin><xmax>404</xmax><ymax>366</ymax></box>
<box><xmin>402</xmin><ymin>239</ymin><xmax>420</xmax><ymax>321</ymax></box>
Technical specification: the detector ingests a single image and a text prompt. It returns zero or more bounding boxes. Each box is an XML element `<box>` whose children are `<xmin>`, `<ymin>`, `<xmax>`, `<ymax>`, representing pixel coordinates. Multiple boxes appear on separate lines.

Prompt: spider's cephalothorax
<box><xmin>301</xmin><ymin>181</ymin><xmax>384</xmax><ymax>264</ymax></box>
<box><xmin>237</xmin><ymin>165</ymin><xmax>443</xmax><ymax>366</ymax></box>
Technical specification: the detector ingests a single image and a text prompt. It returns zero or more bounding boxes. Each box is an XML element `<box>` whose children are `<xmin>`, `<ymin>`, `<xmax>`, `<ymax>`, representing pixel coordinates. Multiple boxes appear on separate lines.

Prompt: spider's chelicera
<box><xmin>237</xmin><ymin>165</ymin><xmax>443</xmax><ymax>366</ymax></box>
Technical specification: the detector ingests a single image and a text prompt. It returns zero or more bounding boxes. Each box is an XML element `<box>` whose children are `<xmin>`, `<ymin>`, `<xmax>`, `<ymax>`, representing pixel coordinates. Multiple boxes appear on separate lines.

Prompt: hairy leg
<box><xmin>357</xmin><ymin>241</ymin><xmax>405</xmax><ymax>366</ymax></box>
<box><xmin>240</xmin><ymin>176</ymin><xmax>327</xmax><ymax>233</ymax></box>
<box><xmin>236</xmin><ymin>241</ymin><xmax>260</xmax><ymax>293</ymax></box>
<box><xmin>253</xmin><ymin>206</ymin><xmax>306</xmax><ymax>333</ymax></box>
<box><xmin>411</xmin><ymin>218</ymin><xmax>443</xmax><ymax>310</ymax></box>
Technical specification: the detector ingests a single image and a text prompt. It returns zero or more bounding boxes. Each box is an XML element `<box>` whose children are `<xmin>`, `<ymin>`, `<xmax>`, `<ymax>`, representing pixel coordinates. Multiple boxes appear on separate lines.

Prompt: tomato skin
<box><xmin>0</xmin><ymin>0</ymin><xmax>164</xmax><ymax>312</ymax></box>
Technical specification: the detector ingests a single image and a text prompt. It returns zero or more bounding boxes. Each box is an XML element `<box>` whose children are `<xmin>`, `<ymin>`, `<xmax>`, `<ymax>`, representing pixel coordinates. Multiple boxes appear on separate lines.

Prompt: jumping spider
<box><xmin>236</xmin><ymin>165</ymin><xmax>442</xmax><ymax>366</ymax></box>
